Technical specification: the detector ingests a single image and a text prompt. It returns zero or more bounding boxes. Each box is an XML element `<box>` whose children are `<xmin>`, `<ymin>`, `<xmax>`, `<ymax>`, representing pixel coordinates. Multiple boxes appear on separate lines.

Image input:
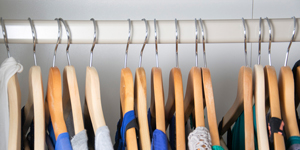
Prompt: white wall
<box><xmin>0</xmin><ymin>0</ymin><xmax>300</xmax><ymax>142</ymax></box>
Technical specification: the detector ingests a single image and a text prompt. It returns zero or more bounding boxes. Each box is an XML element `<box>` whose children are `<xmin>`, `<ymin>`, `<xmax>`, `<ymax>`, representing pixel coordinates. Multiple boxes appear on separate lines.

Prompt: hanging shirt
<box><xmin>114</xmin><ymin>110</ymin><xmax>138</xmax><ymax>150</ymax></box>
<box><xmin>169</xmin><ymin>115</ymin><xmax>176</xmax><ymax>150</ymax></box>
<box><xmin>21</xmin><ymin>107</ymin><xmax>34</xmax><ymax>150</ymax></box>
<box><xmin>228</xmin><ymin>105</ymin><xmax>258</xmax><ymax>150</ymax></box>
<box><xmin>188</xmin><ymin>126</ymin><xmax>212</xmax><ymax>150</ymax></box>
<box><xmin>147</xmin><ymin>109</ymin><xmax>168</xmax><ymax>150</ymax></box>
<box><xmin>95</xmin><ymin>126</ymin><xmax>114</xmax><ymax>150</ymax></box>
<box><xmin>0</xmin><ymin>57</ymin><xmax>23</xmax><ymax>150</ymax></box>
<box><xmin>287</xmin><ymin>136</ymin><xmax>300</xmax><ymax>150</ymax></box>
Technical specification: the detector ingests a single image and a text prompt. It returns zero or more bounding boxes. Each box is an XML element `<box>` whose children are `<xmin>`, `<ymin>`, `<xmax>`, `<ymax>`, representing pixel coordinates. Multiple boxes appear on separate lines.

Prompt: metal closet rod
<box><xmin>0</xmin><ymin>18</ymin><xmax>299</xmax><ymax>44</ymax></box>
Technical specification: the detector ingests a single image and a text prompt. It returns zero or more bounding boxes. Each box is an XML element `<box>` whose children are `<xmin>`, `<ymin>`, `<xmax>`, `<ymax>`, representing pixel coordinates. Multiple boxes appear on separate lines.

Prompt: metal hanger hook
<box><xmin>53</xmin><ymin>18</ymin><xmax>62</xmax><ymax>67</ymax></box>
<box><xmin>199</xmin><ymin>18</ymin><xmax>207</xmax><ymax>68</ymax></box>
<box><xmin>194</xmin><ymin>18</ymin><xmax>198</xmax><ymax>67</ymax></box>
<box><xmin>59</xmin><ymin>18</ymin><xmax>71</xmax><ymax>66</ymax></box>
<box><xmin>28</xmin><ymin>18</ymin><xmax>37</xmax><ymax>66</ymax></box>
<box><xmin>124</xmin><ymin>19</ymin><xmax>131</xmax><ymax>68</ymax></box>
<box><xmin>258</xmin><ymin>17</ymin><xmax>262</xmax><ymax>65</ymax></box>
<box><xmin>90</xmin><ymin>18</ymin><xmax>97</xmax><ymax>67</ymax></box>
<box><xmin>175</xmin><ymin>18</ymin><xmax>179</xmax><ymax>67</ymax></box>
<box><xmin>242</xmin><ymin>18</ymin><xmax>248</xmax><ymax>67</ymax></box>
<box><xmin>266</xmin><ymin>17</ymin><xmax>272</xmax><ymax>66</ymax></box>
<box><xmin>1</xmin><ymin>17</ymin><xmax>10</xmax><ymax>58</ymax></box>
<box><xmin>284</xmin><ymin>16</ymin><xmax>297</xmax><ymax>67</ymax></box>
<box><xmin>154</xmin><ymin>19</ymin><xmax>159</xmax><ymax>68</ymax></box>
<box><xmin>138</xmin><ymin>18</ymin><xmax>148</xmax><ymax>68</ymax></box>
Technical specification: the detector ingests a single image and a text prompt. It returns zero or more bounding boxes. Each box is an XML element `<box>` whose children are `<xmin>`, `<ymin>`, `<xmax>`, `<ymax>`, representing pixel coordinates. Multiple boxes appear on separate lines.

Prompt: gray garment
<box><xmin>289</xmin><ymin>144</ymin><xmax>300</xmax><ymax>150</ymax></box>
<box><xmin>66</xmin><ymin>107</ymin><xmax>75</xmax><ymax>138</ymax></box>
<box><xmin>95</xmin><ymin>126</ymin><xmax>113</xmax><ymax>150</ymax></box>
<box><xmin>71</xmin><ymin>130</ymin><xmax>89</xmax><ymax>150</ymax></box>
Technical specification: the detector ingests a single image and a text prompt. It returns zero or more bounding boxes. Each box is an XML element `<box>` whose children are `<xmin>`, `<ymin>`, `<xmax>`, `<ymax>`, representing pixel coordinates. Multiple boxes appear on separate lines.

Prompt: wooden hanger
<box><xmin>59</xmin><ymin>18</ymin><xmax>85</xmax><ymax>135</ymax></box>
<box><xmin>165</xmin><ymin>19</ymin><xmax>185</xmax><ymax>150</ymax></box>
<box><xmin>149</xmin><ymin>19</ymin><xmax>166</xmax><ymax>133</ymax></box>
<box><xmin>133</xmin><ymin>19</ymin><xmax>151</xmax><ymax>149</ymax></box>
<box><xmin>264</xmin><ymin>17</ymin><xmax>285</xmax><ymax>149</ymax></box>
<box><xmin>279</xmin><ymin>17</ymin><xmax>299</xmax><ymax>139</ymax></box>
<box><xmin>1</xmin><ymin>17</ymin><xmax>22</xmax><ymax>150</ymax></box>
<box><xmin>46</xmin><ymin>18</ymin><xmax>67</xmax><ymax>139</ymax></box>
<box><xmin>22</xmin><ymin>18</ymin><xmax>45</xmax><ymax>150</ymax></box>
<box><xmin>120</xmin><ymin>19</ymin><xmax>138</xmax><ymax>150</ymax></box>
<box><xmin>184</xmin><ymin>20</ymin><xmax>204</xmax><ymax>129</ymax></box>
<box><xmin>85</xmin><ymin>19</ymin><xmax>106</xmax><ymax>134</ymax></box>
<box><xmin>219</xmin><ymin>18</ymin><xmax>254</xmax><ymax>150</ymax></box>
<box><xmin>296</xmin><ymin>67</ymin><xmax>300</xmax><ymax>108</ymax></box>
<box><xmin>254</xmin><ymin>18</ymin><xmax>270</xmax><ymax>150</ymax></box>
<box><xmin>199</xmin><ymin>18</ymin><xmax>220</xmax><ymax>146</ymax></box>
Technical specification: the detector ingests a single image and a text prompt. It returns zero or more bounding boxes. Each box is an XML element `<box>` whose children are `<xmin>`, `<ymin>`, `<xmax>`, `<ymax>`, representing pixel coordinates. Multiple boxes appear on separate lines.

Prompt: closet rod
<box><xmin>0</xmin><ymin>18</ymin><xmax>299</xmax><ymax>44</ymax></box>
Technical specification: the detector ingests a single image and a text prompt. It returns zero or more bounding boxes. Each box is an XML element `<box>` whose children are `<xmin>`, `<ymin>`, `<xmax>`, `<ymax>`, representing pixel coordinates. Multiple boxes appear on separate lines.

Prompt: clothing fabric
<box><xmin>188</xmin><ymin>126</ymin><xmax>212</xmax><ymax>150</ymax></box>
<box><xmin>71</xmin><ymin>129</ymin><xmax>88</xmax><ymax>150</ymax></box>
<box><xmin>169</xmin><ymin>115</ymin><xmax>176</xmax><ymax>150</ymax></box>
<box><xmin>55</xmin><ymin>132</ymin><xmax>73</xmax><ymax>150</ymax></box>
<box><xmin>151</xmin><ymin>129</ymin><xmax>168</xmax><ymax>150</ymax></box>
<box><xmin>95</xmin><ymin>126</ymin><xmax>113</xmax><ymax>150</ymax></box>
<box><xmin>267</xmin><ymin>117</ymin><xmax>285</xmax><ymax>145</ymax></box>
<box><xmin>147</xmin><ymin>109</ymin><xmax>168</xmax><ymax>150</ymax></box>
<box><xmin>287</xmin><ymin>136</ymin><xmax>300</xmax><ymax>150</ymax></box>
<box><xmin>21</xmin><ymin>106</ymin><xmax>34</xmax><ymax>150</ymax></box>
<box><xmin>227</xmin><ymin>105</ymin><xmax>258</xmax><ymax>150</ymax></box>
<box><xmin>292</xmin><ymin>59</ymin><xmax>300</xmax><ymax>105</ymax></box>
<box><xmin>0</xmin><ymin>57</ymin><xmax>23</xmax><ymax>149</ymax></box>
<box><xmin>114</xmin><ymin>110</ymin><xmax>138</xmax><ymax>150</ymax></box>
<box><xmin>212</xmin><ymin>145</ymin><xmax>225</xmax><ymax>150</ymax></box>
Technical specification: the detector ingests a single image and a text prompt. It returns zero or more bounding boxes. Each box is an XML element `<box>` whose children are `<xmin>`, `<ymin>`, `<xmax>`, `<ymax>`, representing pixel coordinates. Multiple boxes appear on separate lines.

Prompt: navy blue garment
<box><xmin>21</xmin><ymin>107</ymin><xmax>34</xmax><ymax>150</ymax></box>
<box><xmin>169</xmin><ymin>116</ymin><xmax>176</xmax><ymax>150</ymax></box>
<box><xmin>114</xmin><ymin>110</ymin><xmax>138</xmax><ymax>150</ymax></box>
<box><xmin>147</xmin><ymin>109</ymin><xmax>168</xmax><ymax>150</ymax></box>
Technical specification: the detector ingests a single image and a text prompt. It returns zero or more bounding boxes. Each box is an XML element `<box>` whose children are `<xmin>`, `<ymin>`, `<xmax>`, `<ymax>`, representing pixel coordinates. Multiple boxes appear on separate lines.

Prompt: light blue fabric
<box><xmin>148</xmin><ymin>109</ymin><xmax>168</xmax><ymax>150</ymax></box>
<box><xmin>55</xmin><ymin>132</ymin><xmax>72</xmax><ymax>150</ymax></box>
<box><xmin>231</xmin><ymin>105</ymin><xmax>258</xmax><ymax>150</ymax></box>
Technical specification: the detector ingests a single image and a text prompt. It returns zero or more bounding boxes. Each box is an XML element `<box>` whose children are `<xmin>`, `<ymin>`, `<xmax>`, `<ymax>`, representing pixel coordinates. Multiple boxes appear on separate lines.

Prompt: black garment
<box><xmin>21</xmin><ymin>107</ymin><xmax>34</xmax><ymax>150</ymax></box>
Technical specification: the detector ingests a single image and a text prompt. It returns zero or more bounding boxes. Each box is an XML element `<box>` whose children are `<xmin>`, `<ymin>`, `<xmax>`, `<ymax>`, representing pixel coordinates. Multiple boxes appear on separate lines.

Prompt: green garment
<box><xmin>212</xmin><ymin>145</ymin><xmax>225</xmax><ymax>150</ymax></box>
<box><xmin>286</xmin><ymin>136</ymin><xmax>300</xmax><ymax>149</ymax></box>
<box><xmin>231</xmin><ymin>105</ymin><xmax>258</xmax><ymax>150</ymax></box>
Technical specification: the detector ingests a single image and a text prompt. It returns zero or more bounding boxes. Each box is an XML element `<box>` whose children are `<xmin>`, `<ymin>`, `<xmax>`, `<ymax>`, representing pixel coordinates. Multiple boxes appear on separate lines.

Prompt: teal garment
<box><xmin>286</xmin><ymin>136</ymin><xmax>300</xmax><ymax>149</ymax></box>
<box><xmin>212</xmin><ymin>145</ymin><xmax>224</xmax><ymax>150</ymax></box>
<box><xmin>231</xmin><ymin>105</ymin><xmax>258</xmax><ymax>150</ymax></box>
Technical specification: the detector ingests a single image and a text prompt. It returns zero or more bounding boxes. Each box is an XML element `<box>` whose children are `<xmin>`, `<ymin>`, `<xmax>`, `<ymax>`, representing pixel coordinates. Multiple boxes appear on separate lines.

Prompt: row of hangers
<box><xmin>0</xmin><ymin>16</ymin><xmax>298</xmax><ymax>150</ymax></box>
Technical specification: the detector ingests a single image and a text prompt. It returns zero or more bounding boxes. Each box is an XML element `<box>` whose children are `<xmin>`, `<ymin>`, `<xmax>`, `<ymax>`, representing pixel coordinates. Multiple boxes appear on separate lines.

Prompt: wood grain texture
<box><xmin>165</xmin><ymin>68</ymin><xmax>185</xmax><ymax>150</ymax></box>
<box><xmin>7</xmin><ymin>74</ymin><xmax>21</xmax><ymax>150</ymax></box>
<box><xmin>134</xmin><ymin>67</ymin><xmax>151</xmax><ymax>150</ymax></box>
<box><xmin>264</xmin><ymin>65</ymin><xmax>285</xmax><ymax>149</ymax></box>
<box><xmin>279</xmin><ymin>66</ymin><xmax>300</xmax><ymax>138</ymax></box>
<box><xmin>85</xmin><ymin>66</ymin><xmax>106</xmax><ymax>133</ymax></box>
<box><xmin>120</xmin><ymin>68</ymin><xmax>138</xmax><ymax>150</ymax></box>
<box><xmin>47</xmin><ymin>67</ymin><xmax>67</xmax><ymax>139</ymax></box>
<box><xmin>150</xmin><ymin>67</ymin><xmax>166</xmax><ymax>133</ymax></box>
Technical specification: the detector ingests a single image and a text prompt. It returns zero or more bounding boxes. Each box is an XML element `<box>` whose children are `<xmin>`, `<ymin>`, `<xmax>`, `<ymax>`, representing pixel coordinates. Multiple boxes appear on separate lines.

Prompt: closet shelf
<box><xmin>0</xmin><ymin>18</ymin><xmax>299</xmax><ymax>44</ymax></box>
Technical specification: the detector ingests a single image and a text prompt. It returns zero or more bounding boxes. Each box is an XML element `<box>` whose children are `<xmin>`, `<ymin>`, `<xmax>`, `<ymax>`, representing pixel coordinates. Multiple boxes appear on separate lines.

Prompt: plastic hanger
<box><xmin>254</xmin><ymin>17</ymin><xmax>270</xmax><ymax>150</ymax></box>
<box><xmin>22</xmin><ymin>18</ymin><xmax>45</xmax><ymax>150</ymax></box>
<box><xmin>149</xmin><ymin>19</ymin><xmax>166</xmax><ymax>133</ymax></box>
<box><xmin>165</xmin><ymin>18</ymin><xmax>185</xmax><ymax>150</ymax></box>
<box><xmin>199</xmin><ymin>18</ymin><xmax>221</xmax><ymax>146</ymax></box>
<box><xmin>133</xmin><ymin>18</ymin><xmax>151</xmax><ymax>149</ymax></box>
<box><xmin>59</xmin><ymin>18</ymin><xmax>85</xmax><ymax>135</ymax></box>
<box><xmin>120</xmin><ymin>19</ymin><xmax>138</xmax><ymax>150</ymax></box>
<box><xmin>279</xmin><ymin>16</ymin><xmax>300</xmax><ymax>138</ymax></box>
<box><xmin>263</xmin><ymin>17</ymin><xmax>286</xmax><ymax>149</ymax></box>
<box><xmin>183</xmin><ymin>19</ymin><xmax>205</xmax><ymax>128</ymax></box>
<box><xmin>46</xmin><ymin>18</ymin><xmax>68</xmax><ymax>139</ymax></box>
<box><xmin>218</xmin><ymin>18</ymin><xmax>254</xmax><ymax>150</ymax></box>
<box><xmin>1</xmin><ymin>17</ymin><xmax>22</xmax><ymax>150</ymax></box>
<box><xmin>85</xmin><ymin>18</ymin><xmax>106</xmax><ymax>134</ymax></box>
